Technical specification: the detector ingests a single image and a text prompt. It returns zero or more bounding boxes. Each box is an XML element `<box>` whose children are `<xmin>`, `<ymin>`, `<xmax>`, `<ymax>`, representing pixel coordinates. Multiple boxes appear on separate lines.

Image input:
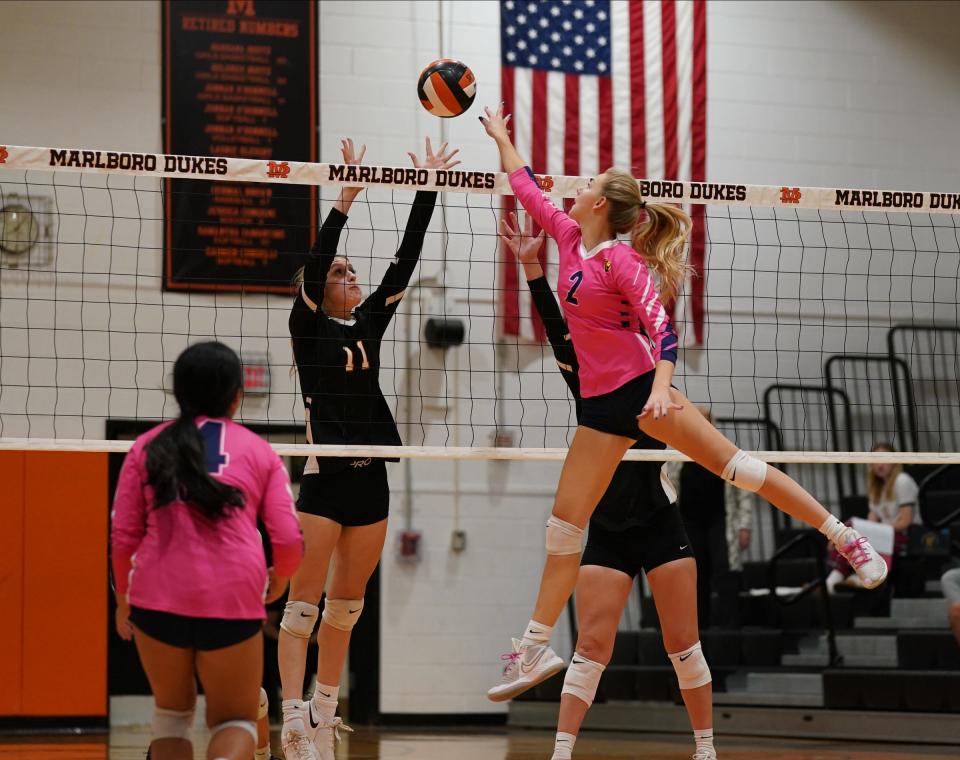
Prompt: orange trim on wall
<box><xmin>21</xmin><ymin>452</ymin><xmax>108</xmax><ymax>716</ymax></box>
<box><xmin>0</xmin><ymin>452</ymin><xmax>25</xmax><ymax>715</ymax></box>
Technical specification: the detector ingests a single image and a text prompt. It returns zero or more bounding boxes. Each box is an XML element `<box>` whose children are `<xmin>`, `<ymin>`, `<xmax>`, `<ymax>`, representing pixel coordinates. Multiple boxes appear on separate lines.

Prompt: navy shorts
<box><xmin>297</xmin><ymin>458</ymin><xmax>389</xmax><ymax>526</ymax></box>
<box><xmin>580</xmin><ymin>371</ymin><xmax>657</xmax><ymax>440</ymax></box>
<box><xmin>130</xmin><ymin>606</ymin><xmax>262</xmax><ymax>651</ymax></box>
<box><xmin>581</xmin><ymin>505</ymin><xmax>694</xmax><ymax>579</ymax></box>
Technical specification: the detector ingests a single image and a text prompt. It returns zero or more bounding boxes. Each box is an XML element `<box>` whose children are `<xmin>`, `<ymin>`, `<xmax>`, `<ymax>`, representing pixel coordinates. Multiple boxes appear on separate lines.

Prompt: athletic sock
<box><xmin>311</xmin><ymin>681</ymin><xmax>339</xmax><ymax>718</ymax></box>
<box><xmin>520</xmin><ymin>619</ymin><xmax>553</xmax><ymax>648</ymax></box>
<box><xmin>819</xmin><ymin>515</ymin><xmax>845</xmax><ymax>544</ymax></box>
<box><xmin>694</xmin><ymin>728</ymin><xmax>715</xmax><ymax>755</ymax></box>
<box><xmin>552</xmin><ymin>731</ymin><xmax>577</xmax><ymax>760</ymax></box>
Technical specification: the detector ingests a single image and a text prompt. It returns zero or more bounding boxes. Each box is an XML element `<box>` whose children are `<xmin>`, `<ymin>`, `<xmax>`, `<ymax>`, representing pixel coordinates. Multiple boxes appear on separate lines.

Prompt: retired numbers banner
<box><xmin>162</xmin><ymin>0</ymin><xmax>317</xmax><ymax>292</ymax></box>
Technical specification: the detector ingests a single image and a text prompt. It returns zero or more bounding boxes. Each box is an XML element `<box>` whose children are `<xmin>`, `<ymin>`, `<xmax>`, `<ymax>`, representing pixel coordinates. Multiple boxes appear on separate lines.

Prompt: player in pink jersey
<box><xmin>479</xmin><ymin>104</ymin><xmax>888</xmax><ymax>704</ymax></box>
<box><xmin>111</xmin><ymin>341</ymin><xmax>303</xmax><ymax>760</ymax></box>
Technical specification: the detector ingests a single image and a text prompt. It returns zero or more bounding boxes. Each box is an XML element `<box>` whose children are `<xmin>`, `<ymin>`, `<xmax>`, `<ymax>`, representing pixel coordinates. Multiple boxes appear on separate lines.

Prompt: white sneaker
<box><xmin>834</xmin><ymin>527</ymin><xmax>888</xmax><ymax>589</ymax></box>
<box><xmin>281</xmin><ymin>703</ymin><xmax>322</xmax><ymax>760</ymax></box>
<box><xmin>486</xmin><ymin>638</ymin><xmax>565</xmax><ymax>702</ymax></box>
<box><xmin>307</xmin><ymin>701</ymin><xmax>353</xmax><ymax>760</ymax></box>
<box><xmin>281</xmin><ymin>720</ymin><xmax>320</xmax><ymax>760</ymax></box>
<box><xmin>692</xmin><ymin>750</ymin><xmax>717</xmax><ymax>760</ymax></box>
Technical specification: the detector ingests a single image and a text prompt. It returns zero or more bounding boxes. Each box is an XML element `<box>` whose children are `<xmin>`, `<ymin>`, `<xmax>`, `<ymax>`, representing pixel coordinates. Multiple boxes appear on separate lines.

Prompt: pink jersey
<box><xmin>111</xmin><ymin>417</ymin><xmax>303</xmax><ymax>620</ymax></box>
<box><xmin>510</xmin><ymin>167</ymin><xmax>678</xmax><ymax>397</ymax></box>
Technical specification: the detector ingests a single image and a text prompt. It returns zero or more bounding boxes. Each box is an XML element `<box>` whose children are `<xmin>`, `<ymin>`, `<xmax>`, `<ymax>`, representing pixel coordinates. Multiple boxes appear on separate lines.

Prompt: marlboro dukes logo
<box><xmin>267</xmin><ymin>161</ymin><xmax>290</xmax><ymax>179</ymax></box>
<box><xmin>780</xmin><ymin>187</ymin><xmax>801</xmax><ymax>204</ymax></box>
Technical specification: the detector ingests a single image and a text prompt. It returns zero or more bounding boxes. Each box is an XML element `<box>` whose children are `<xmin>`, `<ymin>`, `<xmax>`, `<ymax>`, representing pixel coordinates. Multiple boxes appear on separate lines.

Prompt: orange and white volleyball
<box><xmin>417</xmin><ymin>59</ymin><xmax>477</xmax><ymax>118</ymax></box>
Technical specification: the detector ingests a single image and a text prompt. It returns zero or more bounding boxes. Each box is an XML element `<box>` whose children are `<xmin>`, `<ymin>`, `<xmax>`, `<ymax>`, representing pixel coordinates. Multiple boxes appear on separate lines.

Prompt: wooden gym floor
<box><xmin>0</xmin><ymin>727</ymin><xmax>957</xmax><ymax>760</ymax></box>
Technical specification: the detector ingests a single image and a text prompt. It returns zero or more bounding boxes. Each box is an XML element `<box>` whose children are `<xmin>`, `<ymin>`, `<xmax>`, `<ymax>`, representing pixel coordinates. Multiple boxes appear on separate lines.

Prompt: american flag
<box><xmin>499</xmin><ymin>0</ymin><xmax>707</xmax><ymax>344</ymax></box>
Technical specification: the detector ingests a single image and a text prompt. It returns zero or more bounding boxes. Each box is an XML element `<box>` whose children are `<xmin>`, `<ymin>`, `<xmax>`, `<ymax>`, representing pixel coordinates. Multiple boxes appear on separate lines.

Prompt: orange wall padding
<box><xmin>1</xmin><ymin>452</ymin><xmax>108</xmax><ymax>717</ymax></box>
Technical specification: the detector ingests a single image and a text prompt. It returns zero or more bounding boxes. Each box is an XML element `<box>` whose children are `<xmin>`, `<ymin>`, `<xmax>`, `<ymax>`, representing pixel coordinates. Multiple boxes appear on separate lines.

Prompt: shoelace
<box><xmin>499</xmin><ymin>649</ymin><xmax>522</xmax><ymax>680</ymax></box>
<box><xmin>841</xmin><ymin>535</ymin><xmax>872</xmax><ymax>568</ymax></box>
<box><xmin>287</xmin><ymin>732</ymin><xmax>315</xmax><ymax>759</ymax></box>
<box><xmin>692</xmin><ymin>752</ymin><xmax>716</xmax><ymax>760</ymax></box>
<box><xmin>326</xmin><ymin>716</ymin><xmax>354</xmax><ymax>743</ymax></box>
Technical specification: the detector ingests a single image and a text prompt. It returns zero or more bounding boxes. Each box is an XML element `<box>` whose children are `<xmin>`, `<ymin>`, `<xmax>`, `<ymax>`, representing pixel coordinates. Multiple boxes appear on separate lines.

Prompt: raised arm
<box><xmin>480</xmin><ymin>104</ymin><xmax>579</xmax><ymax>249</ymax></box>
<box><xmin>302</xmin><ymin>138</ymin><xmax>366</xmax><ymax>304</ymax></box>
<box><xmin>363</xmin><ymin>138</ymin><xmax>459</xmax><ymax>332</ymax></box>
<box><xmin>499</xmin><ymin>213</ymin><xmax>580</xmax><ymax>397</ymax></box>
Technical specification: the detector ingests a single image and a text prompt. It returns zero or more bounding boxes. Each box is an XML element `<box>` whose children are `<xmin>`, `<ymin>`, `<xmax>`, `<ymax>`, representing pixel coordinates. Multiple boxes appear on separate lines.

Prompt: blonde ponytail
<box><xmin>602</xmin><ymin>168</ymin><xmax>692</xmax><ymax>303</ymax></box>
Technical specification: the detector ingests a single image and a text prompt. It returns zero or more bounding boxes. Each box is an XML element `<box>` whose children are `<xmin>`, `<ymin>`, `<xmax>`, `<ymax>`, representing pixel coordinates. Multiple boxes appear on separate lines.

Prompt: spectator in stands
<box><xmin>826</xmin><ymin>442</ymin><xmax>919</xmax><ymax>592</ymax></box>
<box><xmin>943</xmin><ymin>568</ymin><xmax>960</xmax><ymax>647</ymax></box>
<box><xmin>669</xmin><ymin>408</ymin><xmax>754</xmax><ymax>628</ymax></box>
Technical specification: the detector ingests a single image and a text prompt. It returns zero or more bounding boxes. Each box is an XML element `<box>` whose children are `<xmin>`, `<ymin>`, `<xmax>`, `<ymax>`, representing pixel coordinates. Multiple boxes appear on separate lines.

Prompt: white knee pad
<box><xmin>258</xmin><ymin>687</ymin><xmax>269</xmax><ymax>721</ymax></box>
<box><xmin>209</xmin><ymin>719</ymin><xmax>258</xmax><ymax>743</ymax></box>
<box><xmin>545</xmin><ymin>515</ymin><xmax>584</xmax><ymax>555</ymax></box>
<box><xmin>281</xmin><ymin>600</ymin><xmax>319</xmax><ymax>638</ymax></box>
<box><xmin>668</xmin><ymin>641</ymin><xmax>712</xmax><ymax>690</ymax></box>
<box><xmin>152</xmin><ymin>706</ymin><xmax>194</xmax><ymax>741</ymax></box>
<box><xmin>560</xmin><ymin>653</ymin><xmax>605</xmax><ymax>708</ymax></box>
<box><xmin>721</xmin><ymin>450</ymin><xmax>767</xmax><ymax>493</ymax></box>
<box><xmin>322</xmin><ymin>598</ymin><xmax>364</xmax><ymax>632</ymax></box>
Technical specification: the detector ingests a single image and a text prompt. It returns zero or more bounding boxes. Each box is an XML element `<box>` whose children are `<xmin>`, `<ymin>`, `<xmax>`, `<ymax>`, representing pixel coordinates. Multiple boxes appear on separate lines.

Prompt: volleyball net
<box><xmin>2</xmin><ymin>143</ymin><xmax>959</xmax><ymax>503</ymax></box>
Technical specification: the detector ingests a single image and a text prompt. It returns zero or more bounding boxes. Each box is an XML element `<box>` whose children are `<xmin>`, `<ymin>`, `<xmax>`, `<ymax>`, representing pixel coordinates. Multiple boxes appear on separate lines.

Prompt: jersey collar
<box><xmin>580</xmin><ymin>238</ymin><xmax>618</xmax><ymax>260</ymax></box>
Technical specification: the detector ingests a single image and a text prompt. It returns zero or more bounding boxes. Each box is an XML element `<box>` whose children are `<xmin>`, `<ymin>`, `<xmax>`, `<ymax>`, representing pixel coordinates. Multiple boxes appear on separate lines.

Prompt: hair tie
<box><xmin>639</xmin><ymin>200</ymin><xmax>647</xmax><ymax>209</ymax></box>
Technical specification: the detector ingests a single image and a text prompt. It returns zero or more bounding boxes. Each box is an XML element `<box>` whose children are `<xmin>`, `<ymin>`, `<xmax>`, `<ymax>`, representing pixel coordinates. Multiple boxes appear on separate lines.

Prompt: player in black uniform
<box><xmin>499</xmin><ymin>215</ymin><xmax>718</xmax><ymax>760</ymax></box>
<box><xmin>278</xmin><ymin>137</ymin><xmax>460</xmax><ymax>760</ymax></box>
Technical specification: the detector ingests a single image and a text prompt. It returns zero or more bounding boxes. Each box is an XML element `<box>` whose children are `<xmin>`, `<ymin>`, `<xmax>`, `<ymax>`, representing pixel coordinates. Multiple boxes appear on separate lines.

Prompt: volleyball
<box><xmin>417</xmin><ymin>58</ymin><xmax>476</xmax><ymax>117</ymax></box>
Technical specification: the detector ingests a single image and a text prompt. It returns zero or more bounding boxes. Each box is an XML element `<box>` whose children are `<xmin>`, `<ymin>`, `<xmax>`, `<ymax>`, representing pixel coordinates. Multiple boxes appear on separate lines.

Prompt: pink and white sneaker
<box><xmin>835</xmin><ymin>527</ymin><xmax>888</xmax><ymax>589</ymax></box>
<box><xmin>486</xmin><ymin>638</ymin><xmax>565</xmax><ymax>702</ymax></box>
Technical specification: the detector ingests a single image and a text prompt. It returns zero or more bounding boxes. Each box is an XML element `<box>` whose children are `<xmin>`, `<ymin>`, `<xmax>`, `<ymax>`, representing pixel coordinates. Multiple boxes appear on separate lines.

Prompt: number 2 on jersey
<box><xmin>198</xmin><ymin>420</ymin><xmax>229</xmax><ymax>475</ymax></box>
<box><xmin>565</xmin><ymin>270</ymin><xmax>584</xmax><ymax>305</ymax></box>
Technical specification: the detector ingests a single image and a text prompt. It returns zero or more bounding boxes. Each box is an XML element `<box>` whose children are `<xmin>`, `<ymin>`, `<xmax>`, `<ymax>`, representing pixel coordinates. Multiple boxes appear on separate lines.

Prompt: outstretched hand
<box><xmin>479</xmin><ymin>103</ymin><xmax>512</xmax><ymax>142</ymax></box>
<box><xmin>408</xmin><ymin>136</ymin><xmax>461</xmax><ymax>171</ymax></box>
<box><xmin>499</xmin><ymin>212</ymin><xmax>545</xmax><ymax>265</ymax></box>
<box><xmin>340</xmin><ymin>137</ymin><xmax>366</xmax><ymax>166</ymax></box>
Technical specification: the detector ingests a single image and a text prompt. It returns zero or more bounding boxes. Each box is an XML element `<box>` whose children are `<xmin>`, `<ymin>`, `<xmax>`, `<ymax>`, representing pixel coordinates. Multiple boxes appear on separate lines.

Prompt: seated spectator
<box><xmin>943</xmin><ymin>567</ymin><xmax>960</xmax><ymax>647</ymax></box>
<box><xmin>826</xmin><ymin>442</ymin><xmax>918</xmax><ymax>592</ymax></box>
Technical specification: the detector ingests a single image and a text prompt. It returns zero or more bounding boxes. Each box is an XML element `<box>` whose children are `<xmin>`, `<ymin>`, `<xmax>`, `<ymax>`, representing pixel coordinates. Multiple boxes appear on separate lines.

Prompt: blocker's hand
<box><xmin>408</xmin><ymin>136</ymin><xmax>461</xmax><ymax>171</ymax></box>
<box><xmin>499</xmin><ymin>212</ymin><xmax>545</xmax><ymax>265</ymax></box>
<box><xmin>115</xmin><ymin>595</ymin><xmax>133</xmax><ymax>641</ymax></box>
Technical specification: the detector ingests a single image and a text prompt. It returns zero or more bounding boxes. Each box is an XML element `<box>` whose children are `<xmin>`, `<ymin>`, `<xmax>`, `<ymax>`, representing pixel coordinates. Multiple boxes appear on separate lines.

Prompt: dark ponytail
<box><xmin>146</xmin><ymin>341</ymin><xmax>246</xmax><ymax>519</ymax></box>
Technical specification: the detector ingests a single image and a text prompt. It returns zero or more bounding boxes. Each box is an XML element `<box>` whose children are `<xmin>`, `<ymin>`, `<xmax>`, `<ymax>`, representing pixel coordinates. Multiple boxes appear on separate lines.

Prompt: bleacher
<box><xmin>511</xmin><ymin>324</ymin><xmax>960</xmax><ymax>738</ymax></box>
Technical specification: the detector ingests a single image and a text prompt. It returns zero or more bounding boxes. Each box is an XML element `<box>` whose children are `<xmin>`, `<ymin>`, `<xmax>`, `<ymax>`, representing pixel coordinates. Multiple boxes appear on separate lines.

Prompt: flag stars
<box><xmin>527</xmin><ymin>2</ymin><xmax>536</xmax><ymax>11</ymax></box>
<box><xmin>539</xmin><ymin>16</ymin><xmax>549</xmax><ymax>28</ymax></box>
<box><xmin>563</xmin><ymin>45</ymin><xmax>572</xmax><ymax>55</ymax></box>
<box><xmin>551</xmin><ymin>57</ymin><xmax>561</xmax><ymax>67</ymax></box>
<box><xmin>585</xmin><ymin>48</ymin><xmax>595</xmax><ymax>58</ymax></box>
<box><xmin>517</xmin><ymin>13</ymin><xmax>526</xmax><ymax>24</ymax></box>
<box><xmin>506</xmin><ymin>50</ymin><xmax>517</xmax><ymax>62</ymax></box>
<box><xmin>528</xmin><ymin>54</ymin><xmax>538</xmax><ymax>64</ymax></box>
<box><xmin>573</xmin><ymin>60</ymin><xmax>584</xmax><ymax>71</ymax></box>
<box><xmin>597</xmin><ymin>10</ymin><xmax>607</xmax><ymax>20</ymax></box>
<box><xmin>539</xmin><ymin>42</ymin><xmax>549</xmax><ymax>53</ymax></box>
<box><xmin>598</xmin><ymin>36</ymin><xmax>607</xmax><ymax>46</ymax></box>
<box><xmin>586</xmin><ymin>22</ymin><xmax>595</xmax><ymax>33</ymax></box>
<box><xmin>528</xmin><ymin>28</ymin><xmax>538</xmax><ymax>38</ymax></box>
<box><xmin>562</xmin><ymin>19</ymin><xmax>572</xmax><ymax>30</ymax></box>
<box><xmin>574</xmin><ymin>34</ymin><xmax>584</xmax><ymax>44</ymax></box>
<box><xmin>551</xmin><ymin>31</ymin><xmax>561</xmax><ymax>42</ymax></box>
<box><xmin>597</xmin><ymin>61</ymin><xmax>607</xmax><ymax>72</ymax></box>
<box><xmin>573</xmin><ymin>8</ymin><xmax>583</xmax><ymax>19</ymax></box>
<box><xmin>505</xmin><ymin>25</ymin><xmax>516</xmax><ymax>36</ymax></box>
<box><xmin>550</xmin><ymin>5</ymin><xmax>561</xmax><ymax>16</ymax></box>
<box><xmin>517</xmin><ymin>39</ymin><xmax>527</xmax><ymax>49</ymax></box>
<box><xmin>504</xmin><ymin>0</ymin><xmax>514</xmax><ymax>9</ymax></box>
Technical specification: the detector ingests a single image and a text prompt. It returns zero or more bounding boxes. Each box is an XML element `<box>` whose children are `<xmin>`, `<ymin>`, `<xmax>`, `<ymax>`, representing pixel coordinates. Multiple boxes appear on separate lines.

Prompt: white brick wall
<box><xmin>1</xmin><ymin>0</ymin><xmax>960</xmax><ymax>715</ymax></box>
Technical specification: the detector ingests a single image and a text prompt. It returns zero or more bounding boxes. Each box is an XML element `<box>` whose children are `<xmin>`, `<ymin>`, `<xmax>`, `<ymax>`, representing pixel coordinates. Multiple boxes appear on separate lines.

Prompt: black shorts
<box><xmin>297</xmin><ymin>458</ymin><xmax>389</xmax><ymax>526</ymax></box>
<box><xmin>580</xmin><ymin>371</ymin><xmax>657</xmax><ymax>440</ymax></box>
<box><xmin>130</xmin><ymin>606</ymin><xmax>262</xmax><ymax>651</ymax></box>
<box><xmin>581</xmin><ymin>505</ymin><xmax>694</xmax><ymax>579</ymax></box>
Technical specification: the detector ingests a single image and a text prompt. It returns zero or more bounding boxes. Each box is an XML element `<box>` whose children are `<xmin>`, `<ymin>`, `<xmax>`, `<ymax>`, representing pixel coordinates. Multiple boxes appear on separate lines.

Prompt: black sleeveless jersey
<box><xmin>527</xmin><ymin>276</ymin><xmax>676</xmax><ymax>530</ymax></box>
<box><xmin>290</xmin><ymin>191</ymin><xmax>437</xmax><ymax>475</ymax></box>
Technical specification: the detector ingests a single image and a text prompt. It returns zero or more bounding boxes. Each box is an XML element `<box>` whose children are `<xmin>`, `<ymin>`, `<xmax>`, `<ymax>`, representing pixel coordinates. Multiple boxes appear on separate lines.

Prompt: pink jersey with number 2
<box><xmin>510</xmin><ymin>167</ymin><xmax>678</xmax><ymax>398</ymax></box>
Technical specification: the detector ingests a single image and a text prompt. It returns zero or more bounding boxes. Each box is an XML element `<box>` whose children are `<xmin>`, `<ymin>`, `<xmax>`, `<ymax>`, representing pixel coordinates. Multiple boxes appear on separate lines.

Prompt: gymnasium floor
<box><xmin>1</xmin><ymin>727</ymin><xmax>957</xmax><ymax>760</ymax></box>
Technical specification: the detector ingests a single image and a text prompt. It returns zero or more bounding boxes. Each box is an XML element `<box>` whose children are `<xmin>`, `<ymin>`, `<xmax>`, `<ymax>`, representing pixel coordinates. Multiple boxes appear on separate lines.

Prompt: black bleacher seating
<box><xmin>897</xmin><ymin>631</ymin><xmax>960</xmax><ymax>670</ymax></box>
<box><xmin>824</xmin><ymin>670</ymin><xmax>960</xmax><ymax>712</ymax></box>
